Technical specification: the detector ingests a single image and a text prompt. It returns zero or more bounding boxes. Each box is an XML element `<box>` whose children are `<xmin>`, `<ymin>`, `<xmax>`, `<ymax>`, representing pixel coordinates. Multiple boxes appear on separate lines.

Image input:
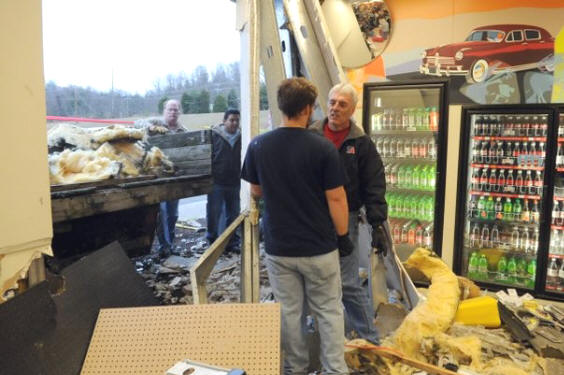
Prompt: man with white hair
<box><xmin>156</xmin><ymin>99</ymin><xmax>186</xmax><ymax>257</ymax></box>
<box><xmin>310</xmin><ymin>83</ymin><xmax>387</xmax><ymax>344</ymax></box>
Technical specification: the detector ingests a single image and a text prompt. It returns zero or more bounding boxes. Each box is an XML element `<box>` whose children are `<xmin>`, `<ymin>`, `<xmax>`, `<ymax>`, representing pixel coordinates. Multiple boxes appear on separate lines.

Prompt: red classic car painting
<box><xmin>420</xmin><ymin>24</ymin><xmax>554</xmax><ymax>83</ymax></box>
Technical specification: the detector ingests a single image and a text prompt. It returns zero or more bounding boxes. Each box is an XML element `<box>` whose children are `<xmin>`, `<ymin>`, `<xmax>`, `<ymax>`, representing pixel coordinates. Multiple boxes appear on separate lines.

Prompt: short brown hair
<box><xmin>277</xmin><ymin>77</ymin><xmax>318</xmax><ymax>118</ymax></box>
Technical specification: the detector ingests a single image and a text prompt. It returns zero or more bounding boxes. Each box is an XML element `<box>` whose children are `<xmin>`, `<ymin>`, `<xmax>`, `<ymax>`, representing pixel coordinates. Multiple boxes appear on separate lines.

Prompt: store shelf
<box><xmin>468</xmin><ymin>217</ymin><xmax>540</xmax><ymax>227</ymax></box>
<box><xmin>551</xmin><ymin>225</ymin><xmax>564</xmax><ymax>230</ymax></box>
<box><xmin>471</xmin><ymin>163</ymin><xmax>544</xmax><ymax>171</ymax></box>
<box><xmin>473</xmin><ymin>136</ymin><xmax>546</xmax><ymax>142</ymax></box>
<box><xmin>388</xmin><ymin>186</ymin><xmax>435</xmax><ymax>193</ymax></box>
<box><xmin>555</xmin><ymin>196</ymin><xmax>564</xmax><ymax>201</ymax></box>
<box><xmin>545</xmin><ymin>285</ymin><xmax>563</xmax><ymax>292</ymax></box>
<box><xmin>371</xmin><ymin>129</ymin><xmax>437</xmax><ymax>135</ymax></box>
<box><xmin>549</xmin><ymin>253</ymin><xmax>564</xmax><ymax>259</ymax></box>
<box><xmin>381</xmin><ymin>156</ymin><xmax>437</xmax><ymax>162</ymax></box>
<box><xmin>469</xmin><ymin>190</ymin><xmax>541</xmax><ymax>200</ymax></box>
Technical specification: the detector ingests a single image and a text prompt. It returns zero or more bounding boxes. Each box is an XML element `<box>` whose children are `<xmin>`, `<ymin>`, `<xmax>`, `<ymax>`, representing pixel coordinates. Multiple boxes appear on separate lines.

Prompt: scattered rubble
<box><xmin>132</xmin><ymin>219</ymin><xmax>272</xmax><ymax>305</ymax></box>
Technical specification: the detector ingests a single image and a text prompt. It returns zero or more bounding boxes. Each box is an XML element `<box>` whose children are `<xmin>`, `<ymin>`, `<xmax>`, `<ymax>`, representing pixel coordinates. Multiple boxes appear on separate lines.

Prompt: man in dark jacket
<box><xmin>310</xmin><ymin>83</ymin><xmax>387</xmax><ymax>344</ymax></box>
<box><xmin>206</xmin><ymin>109</ymin><xmax>241</xmax><ymax>253</ymax></box>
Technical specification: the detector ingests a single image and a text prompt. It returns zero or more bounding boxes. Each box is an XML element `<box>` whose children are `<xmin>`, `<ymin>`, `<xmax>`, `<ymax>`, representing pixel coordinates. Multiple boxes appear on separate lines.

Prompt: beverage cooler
<box><xmin>454</xmin><ymin>104</ymin><xmax>564</xmax><ymax>301</ymax></box>
<box><xmin>362</xmin><ymin>80</ymin><xmax>449</xmax><ymax>260</ymax></box>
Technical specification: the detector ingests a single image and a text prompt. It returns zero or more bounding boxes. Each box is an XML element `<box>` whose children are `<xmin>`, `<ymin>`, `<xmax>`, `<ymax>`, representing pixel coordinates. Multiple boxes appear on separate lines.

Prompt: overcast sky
<box><xmin>42</xmin><ymin>0</ymin><xmax>240</xmax><ymax>94</ymax></box>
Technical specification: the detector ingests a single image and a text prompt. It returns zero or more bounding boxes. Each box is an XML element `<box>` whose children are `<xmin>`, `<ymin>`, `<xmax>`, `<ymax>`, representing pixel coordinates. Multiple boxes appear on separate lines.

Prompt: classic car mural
<box><xmin>420</xmin><ymin>24</ymin><xmax>554</xmax><ymax>83</ymax></box>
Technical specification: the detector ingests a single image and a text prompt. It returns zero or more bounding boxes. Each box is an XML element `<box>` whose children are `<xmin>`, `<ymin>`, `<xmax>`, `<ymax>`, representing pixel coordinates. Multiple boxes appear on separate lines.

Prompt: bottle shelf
<box><xmin>549</xmin><ymin>253</ymin><xmax>564</xmax><ymax>259</ymax></box>
<box><xmin>471</xmin><ymin>163</ymin><xmax>544</xmax><ymax>171</ymax></box>
<box><xmin>468</xmin><ymin>274</ymin><xmax>535</xmax><ymax>289</ymax></box>
<box><xmin>371</xmin><ymin>130</ymin><xmax>437</xmax><ymax>135</ymax></box>
<box><xmin>473</xmin><ymin>136</ymin><xmax>547</xmax><ymax>142</ymax></box>
<box><xmin>470</xmin><ymin>190</ymin><xmax>541</xmax><ymax>200</ymax></box>
<box><xmin>381</xmin><ymin>156</ymin><xmax>437</xmax><ymax>162</ymax></box>
<box><xmin>467</xmin><ymin>217</ymin><xmax>540</xmax><ymax>227</ymax></box>
<box><xmin>388</xmin><ymin>186</ymin><xmax>435</xmax><ymax>194</ymax></box>
<box><xmin>545</xmin><ymin>285</ymin><xmax>563</xmax><ymax>292</ymax></box>
<box><xmin>551</xmin><ymin>225</ymin><xmax>564</xmax><ymax>230</ymax></box>
<box><xmin>556</xmin><ymin>168</ymin><xmax>564</xmax><ymax>172</ymax></box>
<box><xmin>554</xmin><ymin>196</ymin><xmax>564</xmax><ymax>201</ymax></box>
<box><xmin>558</xmin><ymin>138</ymin><xmax>564</xmax><ymax>143</ymax></box>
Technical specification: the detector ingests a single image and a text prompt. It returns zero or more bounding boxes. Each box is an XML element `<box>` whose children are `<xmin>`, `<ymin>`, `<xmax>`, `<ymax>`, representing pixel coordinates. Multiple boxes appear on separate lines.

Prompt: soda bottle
<box><xmin>530</xmin><ymin>142</ymin><xmax>539</xmax><ymax>167</ymax></box>
<box><xmin>507</xmin><ymin>257</ymin><xmax>517</xmax><ymax>284</ymax></box>
<box><xmin>474</xmin><ymin>141</ymin><xmax>482</xmax><ymax>163</ymax></box>
<box><xmin>422</xmin><ymin>107</ymin><xmax>431</xmax><ymax>130</ymax></box>
<box><xmin>503</xmin><ymin>198</ymin><xmax>513</xmax><ymax>221</ymax></box>
<box><xmin>516</xmin><ymin>170</ymin><xmax>524</xmax><ymax>193</ymax></box>
<box><xmin>478</xmin><ymin>254</ymin><xmax>489</xmax><ymax>279</ymax></box>
<box><xmin>425</xmin><ymin>196</ymin><xmax>434</xmax><ymax>221</ymax></box>
<box><xmin>481</xmin><ymin>224</ymin><xmax>490</xmax><ymax>248</ymax></box>
<box><xmin>506</xmin><ymin>170</ymin><xmax>515</xmax><ymax>191</ymax></box>
<box><xmin>428</xmin><ymin>137</ymin><xmax>436</xmax><ymax>160</ymax></box>
<box><xmin>550</xmin><ymin>229</ymin><xmax>560</xmax><ymax>254</ymax></box>
<box><xmin>471</xmin><ymin>168</ymin><xmax>480</xmax><ymax>191</ymax></box>
<box><xmin>489</xmin><ymin>169</ymin><xmax>498</xmax><ymax>192</ymax></box>
<box><xmin>557</xmin><ymin>201</ymin><xmax>564</xmax><ymax>226</ymax></box>
<box><xmin>479</xmin><ymin>168</ymin><xmax>488</xmax><ymax>191</ymax></box>
<box><xmin>497</xmin><ymin>141</ymin><xmax>504</xmax><ymax>162</ymax></box>
<box><xmin>526</xmin><ymin>259</ymin><xmax>536</xmax><ymax>288</ymax></box>
<box><xmin>481</xmin><ymin>141</ymin><xmax>489</xmax><ymax>164</ymax></box>
<box><xmin>489</xmin><ymin>141</ymin><xmax>498</xmax><ymax>164</ymax></box>
<box><xmin>497</xmin><ymin>169</ymin><xmax>506</xmax><ymax>192</ymax></box>
<box><xmin>423</xmin><ymin>224</ymin><xmax>433</xmax><ymax>249</ymax></box>
<box><xmin>468</xmin><ymin>251</ymin><xmax>479</xmax><ymax>278</ymax></box>
<box><xmin>392</xmin><ymin>221</ymin><xmax>401</xmax><ymax>244</ymax></box>
<box><xmin>513</xmin><ymin>199</ymin><xmax>522</xmax><ymax>222</ymax></box>
<box><xmin>412</xmin><ymin>165</ymin><xmax>421</xmax><ymax>190</ymax></box>
<box><xmin>531</xmin><ymin>200</ymin><xmax>540</xmax><ymax>224</ymax></box>
<box><xmin>533</xmin><ymin>171</ymin><xmax>542</xmax><ymax>196</ymax></box>
<box><xmin>396</xmin><ymin>138</ymin><xmax>404</xmax><ymax>158</ymax></box>
<box><xmin>429</xmin><ymin>106</ymin><xmax>439</xmax><ymax>131</ymax></box>
<box><xmin>400</xmin><ymin>219</ymin><xmax>411</xmax><ymax>243</ymax></box>
<box><xmin>410</xmin><ymin>195</ymin><xmax>419</xmax><ymax>219</ymax></box>
<box><xmin>421</xmin><ymin>165</ymin><xmax>429</xmax><ymax>190</ymax></box>
<box><xmin>547</xmin><ymin>257</ymin><xmax>559</xmax><ymax>288</ymax></box>
<box><xmin>478</xmin><ymin>196</ymin><xmax>487</xmax><ymax>219</ymax></box>
<box><xmin>418</xmin><ymin>195</ymin><xmax>426</xmax><ymax>220</ymax></box>
<box><xmin>407</xmin><ymin>221</ymin><xmax>418</xmax><ymax>245</ymax></box>
<box><xmin>525</xmin><ymin>170</ymin><xmax>534</xmax><ymax>195</ymax></box>
<box><xmin>505</xmin><ymin>141</ymin><xmax>513</xmax><ymax>159</ymax></box>
<box><xmin>428</xmin><ymin>165</ymin><xmax>436</xmax><ymax>190</ymax></box>
<box><xmin>402</xmin><ymin>108</ymin><xmax>409</xmax><ymax>130</ymax></box>
<box><xmin>419</xmin><ymin>138</ymin><xmax>427</xmax><ymax>158</ymax></box>
<box><xmin>552</xmin><ymin>200</ymin><xmax>560</xmax><ymax>225</ymax></box>
<box><xmin>517</xmin><ymin>257</ymin><xmax>528</xmax><ymax>284</ymax></box>
<box><xmin>497</xmin><ymin>255</ymin><xmax>507</xmax><ymax>282</ymax></box>
<box><xmin>511</xmin><ymin>226</ymin><xmax>520</xmax><ymax>250</ymax></box>
<box><xmin>520</xmin><ymin>142</ymin><xmax>528</xmax><ymax>167</ymax></box>
<box><xmin>494</xmin><ymin>197</ymin><xmax>503</xmax><ymax>220</ymax></box>
<box><xmin>415</xmin><ymin>107</ymin><xmax>424</xmax><ymax>130</ymax></box>
<box><xmin>491</xmin><ymin>224</ymin><xmax>500</xmax><ymax>247</ymax></box>
<box><xmin>559</xmin><ymin>261</ymin><xmax>564</xmax><ymax>290</ymax></box>
<box><xmin>470</xmin><ymin>224</ymin><xmax>480</xmax><ymax>247</ymax></box>
<box><xmin>531</xmin><ymin>228</ymin><xmax>539</xmax><ymax>255</ymax></box>
<box><xmin>405</xmin><ymin>164</ymin><xmax>413</xmax><ymax>189</ymax></box>
<box><xmin>416</xmin><ymin>225</ymin><xmax>424</xmax><ymax>246</ymax></box>
<box><xmin>486</xmin><ymin>196</ymin><xmax>495</xmax><ymax>220</ymax></box>
<box><xmin>397</xmin><ymin>164</ymin><xmax>406</xmax><ymax>188</ymax></box>
<box><xmin>404</xmin><ymin>138</ymin><xmax>412</xmax><ymax>157</ymax></box>
<box><xmin>411</xmin><ymin>138</ymin><xmax>419</xmax><ymax>158</ymax></box>
<box><xmin>558</xmin><ymin>144</ymin><xmax>564</xmax><ymax>168</ymax></box>
<box><xmin>520</xmin><ymin>227</ymin><xmax>530</xmax><ymax>253</ymax></box>
<box><xmin>521</xmin><ymin>199</ymin><xmax>531</xmax><ymax>223</ymax></box>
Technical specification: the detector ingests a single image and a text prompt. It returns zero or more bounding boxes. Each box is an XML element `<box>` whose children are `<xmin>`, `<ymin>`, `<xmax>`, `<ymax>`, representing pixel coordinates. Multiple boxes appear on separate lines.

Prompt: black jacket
<box><xmin>211</xmin><ymin>124</ymin><xmax>241</xmax><ymax>186</ymax></box>
<box><xmin>310</xmin><ymin>118</ymin><xmax>387</xmax><ymax>227</ymax></box>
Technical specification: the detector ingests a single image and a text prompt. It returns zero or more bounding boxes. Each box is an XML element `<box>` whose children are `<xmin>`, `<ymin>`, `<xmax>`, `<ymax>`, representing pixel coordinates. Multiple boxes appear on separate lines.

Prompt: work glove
<box><xmin>372</xmin><ymin>224</ymin><xmax>388</xmax><ymax>257</ymax></box>
<box><xmin>337</xmin><ymin>233</ymin><xmax>354</xmax><ymax>257</ymax></box>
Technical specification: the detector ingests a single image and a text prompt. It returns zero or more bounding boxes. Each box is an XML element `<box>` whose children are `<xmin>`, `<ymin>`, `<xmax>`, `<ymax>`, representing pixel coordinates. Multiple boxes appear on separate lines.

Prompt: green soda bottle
<box><xmin>405</xmin><ymin>164</ymin><xmax>413</xmax><ymax>188</ymax></box>
<box><xmin>409</xmin><ymin>195</ymin><xmax>418</xmax><ymax>219</ymax></box>
<box><xmin>468</xmin><ymin>252</ymin><xmax>479</xmax><ymax>279</ymax></box>
<box><xmin>398</xmin><ymin>165</ymin><xmax>406</xmax><ymax>188</ymax></box>
<box><xmin>496</xmin><ymin>256</ymin><xmax>507</xmax><ymax>282</ymax></box>
<box><xmin>428</xmin><ymin>165</ymin><xmax>436</xmax><ymax>190</ymax></box>
<box><xmin>516</xmin><ymin>257</ymin><xmax>528</xmax><ymax>285</ymax></box>
<box><xmin>506</xmin><ymin>257</ymin><xmax>517</xmax><ymax>284</ymax></box>
<box><xmin>425</xmin><ymin>196</ymin><xmax>434</xmax><ymax>221</ymax></box>
<box><xmin>478</xmin><ymin>254</ymin><xmax>489</xmax><ymax>280</ymax></box>
<box><xmin>513</xmin><ymin>199</ymin><xmax>522</xmax><ymax>222</ymax></box>
<box><xmin>486</xmin><ymin>196</ymin><xmax>495</xmax><ymax>220</ymax></box>
<box><xmin>526</xmin><ymin>259</ymin><xmax>536</xmax><ymax>288</ymax></box>
<box><xmin>387</xmin><ymin>193</ymin><xmax>395</xmax><ymax>217</ymax></box>
<box><xmin>421</xmin><ymin>165</ymin><xmax>429</xmax><ymax>190</ymax></box>
<box><xmin>417</xmin><ymin>195</ymin><xmax>426</xmax><ymax>220</ymax></box>
<box><xmin>413</xmin><ymin>165</ymin><xmax>421</xmax><ymax>189</ymax></box>
<box><xmin>503</xmin><ymin>198</ymin><xmax>513</xmax><ymax>222</ymax></box>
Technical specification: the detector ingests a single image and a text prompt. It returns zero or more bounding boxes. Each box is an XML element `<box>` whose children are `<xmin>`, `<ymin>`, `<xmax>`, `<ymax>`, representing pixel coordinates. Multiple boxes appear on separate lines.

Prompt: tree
<box><xmin>259</xmin><ymin>83</ymin><xmax>269</xmax><ymax>110</ymax></box>
<box><xmin>192</xmin><ymin>65</ymin><xmax>209</xmax><ymax>87</ymax></box>
<box><xmin>213</xmin><ymin>94</ymin><xmax>228</xmax><ymax>113</ymax></box>
<box><xmin>181</xmin><ymin>92</ymin><xmax>193</xmax><ymax>114</ymax></box>
<box><xmin>227</xmin><ymin>89</ymin><xmax>238</xmax><ymax>109</ymax></box>
<box><xmin>195</xmin><ymin>90</ymin><xmax>210</xmax><ymax>113</ymax></box>
<box><xmin>158</xmin><ymin>96</ymin><xmax>169</xmax><ymax>113</ymax></box>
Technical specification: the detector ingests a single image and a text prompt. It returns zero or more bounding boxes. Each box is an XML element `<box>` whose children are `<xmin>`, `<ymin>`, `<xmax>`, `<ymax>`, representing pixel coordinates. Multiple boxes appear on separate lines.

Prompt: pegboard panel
<box><xmin>80</xmin><ymin>303</ymin><xmax>280</xmax><ymax>375</ymax></box>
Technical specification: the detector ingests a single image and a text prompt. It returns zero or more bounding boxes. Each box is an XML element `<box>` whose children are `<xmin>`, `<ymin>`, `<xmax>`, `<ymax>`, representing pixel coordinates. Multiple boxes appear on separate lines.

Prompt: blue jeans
<box><xmin>266</xmin><ymin>251</ymin><xmax>348</xmax><ymax>375</ymax></box>
<box><xmin>340</xmin><ymin>212</ymin><xmax>379</xmax><ymax>343</ymax></box>
<box><xmin>157</xmin><ymin>200</ymin><xmax>179</xmax><ymax>252</ymax></box>
<box><xmin>206</xmin><ymin>184</ymin><xmax>240</xmax><ymax>250</ymax></box>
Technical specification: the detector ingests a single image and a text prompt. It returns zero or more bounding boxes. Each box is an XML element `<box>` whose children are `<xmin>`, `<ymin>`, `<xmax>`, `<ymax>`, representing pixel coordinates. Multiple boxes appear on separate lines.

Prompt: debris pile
<box><xmin>345</xmin><ymin>248</ymin><xmax>560</xmax><ymax>375</ymax></box>
<box><xmin>133</xmin><ymin>219</ymin><xmax>272</xmax><ymax>305</ymax></box>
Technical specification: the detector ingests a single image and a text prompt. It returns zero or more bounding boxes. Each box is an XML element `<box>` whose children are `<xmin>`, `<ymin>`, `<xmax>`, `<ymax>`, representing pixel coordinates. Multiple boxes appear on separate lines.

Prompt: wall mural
<box><xmin>344</xmin><ymin>1</ymin><xmax>564</xmax><ymax>106</ymax></box>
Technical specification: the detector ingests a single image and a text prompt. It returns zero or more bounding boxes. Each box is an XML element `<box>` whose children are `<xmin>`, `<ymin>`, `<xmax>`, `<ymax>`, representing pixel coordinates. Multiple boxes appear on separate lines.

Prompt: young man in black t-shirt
<box><xmin>241</xmin><ymin>78</ymin><xmax>352</xmax><ymax>375</ymax></box>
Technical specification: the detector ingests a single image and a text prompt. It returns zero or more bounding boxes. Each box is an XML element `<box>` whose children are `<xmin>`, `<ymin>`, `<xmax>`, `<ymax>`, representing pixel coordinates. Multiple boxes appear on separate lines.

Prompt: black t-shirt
<box><xmin>241</xmin><ymin>127</ymin><xmax>345</xmax><ymax>257</ymax></box>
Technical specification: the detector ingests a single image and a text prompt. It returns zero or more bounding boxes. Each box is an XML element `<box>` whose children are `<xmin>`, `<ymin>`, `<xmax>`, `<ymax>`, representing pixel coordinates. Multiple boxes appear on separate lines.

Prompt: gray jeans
<box><xmin>266</xmin><ymin>250</ymin><xmax>349</xmax><ymax>375</ymax></box>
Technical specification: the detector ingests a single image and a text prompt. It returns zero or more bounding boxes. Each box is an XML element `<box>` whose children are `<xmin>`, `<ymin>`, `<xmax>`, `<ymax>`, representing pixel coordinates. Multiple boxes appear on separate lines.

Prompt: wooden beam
<box><xmin>191</xmin><ymin>212</ymin><xmax>247</xmax><ymax>304</ymax></box>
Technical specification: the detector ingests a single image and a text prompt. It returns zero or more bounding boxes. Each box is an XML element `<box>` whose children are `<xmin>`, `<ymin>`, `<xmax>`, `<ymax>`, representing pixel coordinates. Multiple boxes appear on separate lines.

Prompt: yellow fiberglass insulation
<box><xmin>392</xmin><ymin>248</ymin><xmax>460</xmax><ymax>361</ymax></box>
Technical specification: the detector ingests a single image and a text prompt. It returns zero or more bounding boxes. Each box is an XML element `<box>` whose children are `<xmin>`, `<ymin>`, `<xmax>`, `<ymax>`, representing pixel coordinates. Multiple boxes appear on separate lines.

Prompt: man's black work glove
<box><xmin>337</xmin><ymin>233</ymin><xmax>354</xmax><ymax>257</ymax></box>
<box><xmin>372</xmin><ymin>224</ymin><xmax>388</xmax><ymax>257</ymax></box>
